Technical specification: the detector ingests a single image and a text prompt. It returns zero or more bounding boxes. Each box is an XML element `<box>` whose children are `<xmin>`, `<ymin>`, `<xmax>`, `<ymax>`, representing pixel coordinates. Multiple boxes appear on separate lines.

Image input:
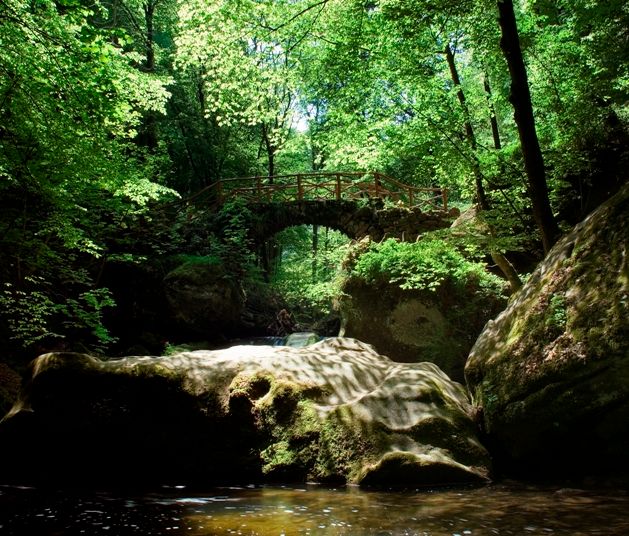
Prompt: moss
<box><xmin>313</xmin><ymin>406</ymin><xmax>382</xmax><ymax>483</ymax></box>
<box><xmin>249</xmin><ymin>376</ymin><xmax>330</xmax><ymax>480</ymax></box>
<box><xmin>260</xmin><ymin>441</ymin><xmax>297</xmax><ymax>475</ymax></box>
<box><xmin>263</xmin><ymin>405</ymin><xmax>319</xmax><ymax>477</ymax></box>
<box><xmin>340</xmin><ymin>250</ymin><xmax>506</xmax><ymax>381</ymax></box>
<box><xmin>229</xmin><ymin>372</ymin><xmax>272</xmax><ymax>400</ymax></box>
<box><xmin>545</xmin><ymin>294</ymin><xmax>567</xmax><ymax>334</ymax></box>
<box><xmin>465</xmin><ymin>185</ymin><xmax>629</xmax><ymax>477</ymax></box>
<box><xmin>405</xmin><ymin>416</ymin><xmax>488</xmax><ymax>467</ymax></box>
<box><xmin>257</xmin><ymin>387</ymin><xmax>379</xmax><ymax>484</ymax></box>
<box><xmin>267</xmin><ymin>383</ymin><xmax>301</xmax><ymax>422</ymax></box>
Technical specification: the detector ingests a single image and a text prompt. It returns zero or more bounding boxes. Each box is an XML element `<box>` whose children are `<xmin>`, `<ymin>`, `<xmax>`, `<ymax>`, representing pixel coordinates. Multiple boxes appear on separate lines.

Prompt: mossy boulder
<box><xmin>0</xmin><ymin>363</ymin><xmax>21</xmax><ymax>418</ymax></box>
<box><xmin>163</xmin><ymin>261</ymin><xmax>245</xmax><ymax>338</ymax></box>
<box><xmin>465</xmin><ymin>182</ymin><xmax>629</xmax><ymax>479</ymax></box>
<box><xmin>338</xmin><ymin>275</ymin><xmax>505</xmax><ymax>382</ymax></box>
<box><xmin>0</xmin><ymin>338</ymin><xmax>490</xmax><ymax>487</ymax></box>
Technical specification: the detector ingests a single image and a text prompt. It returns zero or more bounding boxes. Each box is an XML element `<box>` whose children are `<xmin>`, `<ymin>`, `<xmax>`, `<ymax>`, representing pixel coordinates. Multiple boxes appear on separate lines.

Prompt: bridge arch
<box><xmin>247</xmin><ymin>199</ymin><xmax>456</xmax><ymax>243</ymax></box>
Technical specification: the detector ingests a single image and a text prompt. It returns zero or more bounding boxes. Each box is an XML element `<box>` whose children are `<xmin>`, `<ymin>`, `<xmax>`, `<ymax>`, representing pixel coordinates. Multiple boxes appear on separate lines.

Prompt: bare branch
<box><xmin>260</xmin><ymin>0</ymin><xmax>330</xmax><ymax>33</ymax></box>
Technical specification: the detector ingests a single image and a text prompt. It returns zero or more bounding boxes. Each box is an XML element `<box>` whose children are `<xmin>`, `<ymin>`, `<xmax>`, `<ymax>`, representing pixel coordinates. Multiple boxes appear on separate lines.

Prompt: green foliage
<box><xmin>60</xmin><ymin>289</ymin><xmax>118</xmax><ymax>348</ymax></box>
<box><xmin>175</xmin><ymin>0</ymin><xmax>303</xmax><ymax>175</ymax></box>
<box><xmin>545</xmin><ymin>293</ymin><xmax>567</xmax><ymax>334</ymax></box>
<box><xmin>212</xmin><ymin>199</ymin><xmax>260</xmax><ymax>279</ymax></box>
<box><xmin>352</xmin><ymin>238</ymin><xmax>506</xmax><ymax>295</ymax></box>
<box><xmin>0</xmin><ymin>277</ymin><xmax>117</xmax><ymax>349</ymax></box>
<box><xmin>0</xmin><ymin>0</ymin><xmax>175</xmax><ymax>353</ymax></box>
<box><xmin>0</xmin><ymin>278</ymin><xmax>63</xmax><ymax>347</ymax></box>
<box><xmin>0</xmin><ymin>0</ymin><xmax>627</xmax><ymax>355</ymax></box>
<box><xmin>271</xmin><ymin>226</ymin><xmax>351</xmax><ymax>316</ymax></box>
<box><xmin>169</xmin><ymin>254</ymin><xmax>222</xmax><ymax>266</ymax></box>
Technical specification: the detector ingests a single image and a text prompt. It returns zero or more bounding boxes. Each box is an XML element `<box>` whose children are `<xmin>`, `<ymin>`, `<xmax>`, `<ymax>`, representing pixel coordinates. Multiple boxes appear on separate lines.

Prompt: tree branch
<box><xmin>259</xmin><ymin>0</ymin><xmax>330</xmax><ymax>33</ymax></box>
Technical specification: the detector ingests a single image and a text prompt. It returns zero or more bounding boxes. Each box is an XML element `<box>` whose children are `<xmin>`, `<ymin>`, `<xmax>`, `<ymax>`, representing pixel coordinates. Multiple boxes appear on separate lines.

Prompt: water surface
<box><xmin>0</xmin><ymin>483</ymin><xmax>627</xmax><ymax>535</ymax></box>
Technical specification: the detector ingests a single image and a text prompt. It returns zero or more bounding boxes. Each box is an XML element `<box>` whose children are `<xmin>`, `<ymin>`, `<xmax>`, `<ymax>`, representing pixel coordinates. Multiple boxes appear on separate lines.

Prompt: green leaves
<box><xmin>0</xmin><ymin>0</ymin><xmax>176</xmax><ymax>352</ymax></box>
<box><xmin>175</xmin><ymin>0</ymin><xmax>298</xmax><ymax>128</ymax></box>
<box><xmin>352</xmin><ymin>238</ymin><xmax>506</xmax><ymax>295</ymax></box>
<box><xmin>0</xmin><ymin>278</ymin><xmax>64</xmax><ymax>347</ymax></box>
<box><xmin>60</xmin><ymin>289</ymin><xmax>119</xmax><ymax>348</ymax></box>
<box><xmin>271</xmin><ymin>225</ymin><xmax>350</xmax><ymax>315</ymax></box>
<box><xmin>1</xmin><ymin>0</ymin><xmax>626</xmax><ymax>354</ymax></box>
<box><xmin>0</xmin><ymin>278</ymin><xmax>117</xmax><ymax>349</ymax></box>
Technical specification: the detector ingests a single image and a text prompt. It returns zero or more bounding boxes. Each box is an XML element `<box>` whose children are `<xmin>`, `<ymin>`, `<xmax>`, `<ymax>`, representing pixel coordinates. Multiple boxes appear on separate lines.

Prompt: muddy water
<box><xmin>0</xmin><ymin>483</ymin><xmax>628</xmax><ymax>535</ymax></box>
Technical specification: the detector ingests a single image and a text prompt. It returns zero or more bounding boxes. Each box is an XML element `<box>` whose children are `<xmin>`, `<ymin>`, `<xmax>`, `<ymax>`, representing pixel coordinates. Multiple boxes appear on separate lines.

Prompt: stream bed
<box><xmin>0</xmin><ymin>482</ymin><xmax>627</xmax><ymax>535</ymax></box>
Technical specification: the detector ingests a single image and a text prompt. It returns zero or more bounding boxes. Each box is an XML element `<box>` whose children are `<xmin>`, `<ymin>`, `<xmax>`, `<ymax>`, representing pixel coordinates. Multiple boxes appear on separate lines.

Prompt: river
<box><xmin>1</xmin><ymin>482</ymin><xmax>627</xmax><ymax>535</ymax></box>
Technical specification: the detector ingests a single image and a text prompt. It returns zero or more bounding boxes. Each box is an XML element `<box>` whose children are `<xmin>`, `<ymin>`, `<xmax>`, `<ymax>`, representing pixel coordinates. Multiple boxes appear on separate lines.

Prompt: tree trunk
<box><xmin>444</xmin><ymin>44</ymin><xmax>488</xmax><ymax>209</ymax></box>
<box><xmin>268</xmin><ymin>151</ymin><xmax>275</xmax><ymax>180</ymax></box>
<box><xmin>261</xmin><ymin>124</ymin><xmax>276</xmax><ymax>181</ymax></box>
<box><xmin>144</xmin><ymin>1</ymin><xmax>155</xmax><ymax>72</ymax></box>
<box><xmin>312</xmin><ymin>224</ymin><xmax>319</xmax><ymax>283</ymax></box>
<box><xmin>484</xmin><ymin>74</ymin><xmax>502</xmax><ymax>150</ymax></box>
<box><xmin>136</xmin><ymin>0</ymin><xmax>157</xmax><ymax>150</ymax></box>
<box><xmin>490</xmin><ymin>251</ymin><xmax>521</xmax><ymax>292</ymax></box>
<box><xmin>445</xmin><ymin>45</ymin><xmax>476</xmax><ymax>149</ymax></box>
<box><xmin>496</xmin><ymin>0</ymin><xmax>560</xmax><ymax>253</ymax></box>
<box><xmin>259</xmin><ymin>239</ymin><xmax>280</xmax><ymax>281</ymax></box>
<box><xmin>446</xmin><ymin>44</ymin><xmax>522</xmax><ymax>292</ymax></box>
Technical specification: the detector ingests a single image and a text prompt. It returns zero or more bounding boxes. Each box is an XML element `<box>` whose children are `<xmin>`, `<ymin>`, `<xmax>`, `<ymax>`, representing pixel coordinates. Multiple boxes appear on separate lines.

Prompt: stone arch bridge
<box><xmin>181</xmin><ymin>172</ymin><xmax>459</xmax><ymax>242</ymax></box>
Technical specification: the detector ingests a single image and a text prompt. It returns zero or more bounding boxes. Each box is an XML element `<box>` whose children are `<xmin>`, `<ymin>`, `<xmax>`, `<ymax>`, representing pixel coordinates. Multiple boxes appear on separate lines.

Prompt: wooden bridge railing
<box><xmin>187</xmin><ymin>171</ymin><xmax>448</xmax><ymax>212</ymax></box>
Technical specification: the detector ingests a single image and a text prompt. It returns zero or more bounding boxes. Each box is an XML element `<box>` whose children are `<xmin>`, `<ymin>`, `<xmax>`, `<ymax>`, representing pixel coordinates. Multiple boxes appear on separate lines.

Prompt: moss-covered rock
<box><xmin>338</xmin><ymin>274</ymin><xmax>505</xmax><ymax>382</ymax></box>
<box><xmin>163</xmin><ymin>261</ymin><xmax>245</xmax><ymax>338</ymax></box>
<box><xmin>0</xmin><ymin>338</ymin><xmax>490</xmax><ymax>487</ymax></box>
<box><xmin>0</xmin><ymin>363</ymin><xmax>21</xmax><ymax>418</ymax></box>
<box><xmin>465</xmin><ymin>182</ymin><xmax>629</xmax><ymax>479</ymax></box>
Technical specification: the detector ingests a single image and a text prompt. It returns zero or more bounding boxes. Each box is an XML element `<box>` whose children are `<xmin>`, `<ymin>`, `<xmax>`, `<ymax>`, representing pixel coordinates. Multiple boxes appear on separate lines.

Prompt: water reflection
<box><xmin>0</xmin><ymin>483</ymin><xmax>628</xmax><ymax>535</ymax></box>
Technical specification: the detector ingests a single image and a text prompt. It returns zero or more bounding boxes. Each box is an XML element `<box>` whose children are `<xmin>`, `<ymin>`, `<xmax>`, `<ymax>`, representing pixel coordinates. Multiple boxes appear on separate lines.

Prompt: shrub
<box><xmin>351</xmin><ymin>238</ymin><xmax>506</xmax><ymax>296</ymax></box>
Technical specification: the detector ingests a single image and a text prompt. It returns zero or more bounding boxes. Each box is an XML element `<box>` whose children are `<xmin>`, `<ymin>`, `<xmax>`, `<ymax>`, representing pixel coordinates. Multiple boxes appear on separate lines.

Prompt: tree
<box><xmin>496</xmin><ymin>0</ymin><xmax>560</xmax><ymax>253</ymax></box>
<box><xmin>444</xmin><ymin>41</ymin><xmax>522</xmax><ymax>290</ymax></box>
<box><xmin>175</xmin><ymin>0</ymin><xmax>301</xmax><ymax>177</ymax></box>
<box><xmin>0</xmin><ymin>0</ymin><xmax>173</xmax><ymax>351</ymax></box>
<box><xmin>110</xmin><ymin>0</ymin><xmax>174</xmax><ymax>148</ymax></box>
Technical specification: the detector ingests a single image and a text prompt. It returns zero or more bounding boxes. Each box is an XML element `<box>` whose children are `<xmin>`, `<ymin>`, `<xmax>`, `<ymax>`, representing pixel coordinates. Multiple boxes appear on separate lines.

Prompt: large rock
<box><xmin>0</xmin><ymin>363</ymin><xmax>21</xmax><ymax>418</ymax></box>
<box><xmin>465</xmin><ymin>183</ymin><xmax>629</xmax><ymax>479</ymax></box>
<box><xmin>0</xmin><ymin>338</ymin><xmax>490</xmax><ymax>487</ymax></box>
<box><xmin>163</xmin><ymin>261</ymin><xmax>245</xmax><ymax>338</ymax></box>
<box><xmin>339</xmin><ymin>276</ymin><xmax>505</xmax><ymax>382</ymax></box>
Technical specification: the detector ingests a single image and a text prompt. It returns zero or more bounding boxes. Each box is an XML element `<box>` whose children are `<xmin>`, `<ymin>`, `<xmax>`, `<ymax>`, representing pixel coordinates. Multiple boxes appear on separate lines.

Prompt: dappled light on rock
<box><xmin>0</xmin><ymin>338</ymin><xmax>490</xmax><ymax>487</ymax></box>
<box><xmin>465</xmin><ymin>183</ymin><xmax>629</xmax><ymax>479</ymax></box>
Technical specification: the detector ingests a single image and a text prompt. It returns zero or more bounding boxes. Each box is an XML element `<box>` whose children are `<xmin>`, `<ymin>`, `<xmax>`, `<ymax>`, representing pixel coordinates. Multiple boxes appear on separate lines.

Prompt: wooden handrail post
<box><xmin>200</xmin><ymin>172</ymin><xmax>448</xmax><ymax>211</ymax></box>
